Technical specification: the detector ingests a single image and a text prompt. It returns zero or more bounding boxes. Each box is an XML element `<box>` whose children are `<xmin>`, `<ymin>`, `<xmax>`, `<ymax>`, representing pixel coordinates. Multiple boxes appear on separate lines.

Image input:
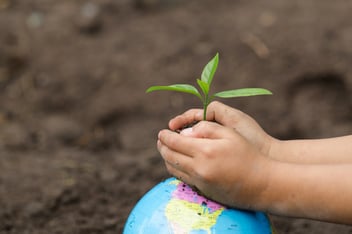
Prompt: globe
<box><xmin>124</xmin><ymin>177</ymin><xmax>274</xmax><ymax>234</ymax></box>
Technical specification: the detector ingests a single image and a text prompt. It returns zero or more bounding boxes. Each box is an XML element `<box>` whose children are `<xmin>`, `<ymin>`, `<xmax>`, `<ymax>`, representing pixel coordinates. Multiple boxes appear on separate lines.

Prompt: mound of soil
<box><xmin>0</xmin><ymin>0</ymin><xmax>351</xmax><ymax>233</ymax></box>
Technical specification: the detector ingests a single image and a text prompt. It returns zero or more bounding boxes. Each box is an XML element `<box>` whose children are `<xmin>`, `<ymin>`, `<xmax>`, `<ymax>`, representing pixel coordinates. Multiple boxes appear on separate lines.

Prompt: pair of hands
<box><xmin>157</xmin><ymin>101</ymin><xmax>275</xmax><ymax>209</ymax></box>
<box><xmin>157</xmin><ymin>102</ymin><xmax>352</xmax><ymax>223</ymax></box>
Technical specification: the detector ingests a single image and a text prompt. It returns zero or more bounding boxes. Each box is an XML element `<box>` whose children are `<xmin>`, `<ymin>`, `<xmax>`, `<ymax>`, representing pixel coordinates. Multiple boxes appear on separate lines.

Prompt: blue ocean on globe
<box><xmin>124</xmin><ymin>177</ymin><xmax>274</xmax><ymax>234</ymax></box>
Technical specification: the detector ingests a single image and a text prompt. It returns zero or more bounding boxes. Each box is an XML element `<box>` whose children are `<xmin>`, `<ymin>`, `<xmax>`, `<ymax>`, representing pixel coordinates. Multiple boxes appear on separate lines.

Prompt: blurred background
<box><xmin>0</xmin><ymin>0</ymin><xmax>351</xmax><ymax>233</ymax></box>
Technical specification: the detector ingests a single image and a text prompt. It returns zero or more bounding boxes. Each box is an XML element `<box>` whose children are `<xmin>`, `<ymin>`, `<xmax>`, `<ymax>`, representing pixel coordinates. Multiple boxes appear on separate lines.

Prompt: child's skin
<box><xmin>157</xmin><ymin>101</ymin><xmax>352</xmax><ymax>224</ymax></box>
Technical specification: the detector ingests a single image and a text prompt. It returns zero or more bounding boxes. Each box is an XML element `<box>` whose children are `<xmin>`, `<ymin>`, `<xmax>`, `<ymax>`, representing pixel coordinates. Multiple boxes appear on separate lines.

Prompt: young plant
<box><xmin>146</xmin><ymin>53</ymin><xmax>272</xmax><ymax>120</ymax></box>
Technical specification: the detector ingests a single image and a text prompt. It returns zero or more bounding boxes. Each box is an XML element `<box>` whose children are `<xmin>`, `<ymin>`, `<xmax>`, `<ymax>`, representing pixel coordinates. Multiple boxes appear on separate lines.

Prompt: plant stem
<box><xmin>202</xmin><ymin>96</ymin><xmax>210</xmax><ymax>120</ymax></box>
<box><xmin>203</xmin><ymin>104</ymin><xmax>207</xmax><ymax>120</ymax></box>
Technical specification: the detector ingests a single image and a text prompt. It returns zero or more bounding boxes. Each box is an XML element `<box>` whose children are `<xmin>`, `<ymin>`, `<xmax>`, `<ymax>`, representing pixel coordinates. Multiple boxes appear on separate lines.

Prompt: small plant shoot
<box><xmin>146</xmin><ymin>53</ymin><xmax>272</xmax><ymax>120</ymax></box>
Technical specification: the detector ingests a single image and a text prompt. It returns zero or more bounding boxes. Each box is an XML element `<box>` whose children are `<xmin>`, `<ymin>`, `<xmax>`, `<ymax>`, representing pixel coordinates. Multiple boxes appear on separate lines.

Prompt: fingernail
<box><xmin>180</xmin><ymin>127</ymin><xmax>193</xmax><ymax>136</ymax></box>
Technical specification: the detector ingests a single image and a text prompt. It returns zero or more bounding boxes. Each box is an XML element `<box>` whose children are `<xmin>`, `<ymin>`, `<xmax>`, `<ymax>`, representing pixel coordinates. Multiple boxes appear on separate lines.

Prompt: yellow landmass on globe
<box><xmin>165</xmin><ymin>198</ymin><xmax>224</xmax><ymax>234</ymax></box>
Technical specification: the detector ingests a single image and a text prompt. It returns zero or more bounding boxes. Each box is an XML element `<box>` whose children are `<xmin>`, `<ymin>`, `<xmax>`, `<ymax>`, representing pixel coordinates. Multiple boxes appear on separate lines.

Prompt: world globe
<box><xmin>124</xmin><ymin>177</ymin><xmax>274</xmax><ymax>234</ymax></box>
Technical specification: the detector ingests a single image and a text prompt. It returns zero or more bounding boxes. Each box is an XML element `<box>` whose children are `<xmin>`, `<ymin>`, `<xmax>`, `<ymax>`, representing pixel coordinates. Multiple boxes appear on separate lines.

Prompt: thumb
<box><xmin>180</xmin><ymin>121</ymin><xmax>231</xmax><ymax>139</ymax></box>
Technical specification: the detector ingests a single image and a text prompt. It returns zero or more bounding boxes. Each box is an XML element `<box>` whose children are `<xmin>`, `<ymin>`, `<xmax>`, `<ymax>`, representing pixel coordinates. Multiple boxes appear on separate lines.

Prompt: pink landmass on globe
<box><xmin>172</xmin><ymin>181</ymin><xmax>225</xmax><ymax>212</ymax></box>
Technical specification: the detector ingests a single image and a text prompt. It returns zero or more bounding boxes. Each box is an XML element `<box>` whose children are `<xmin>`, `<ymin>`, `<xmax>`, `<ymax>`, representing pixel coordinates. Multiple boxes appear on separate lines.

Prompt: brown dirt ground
<box><xmin>0</xmin><ymin>0</ymin><xmax>351</xmax><ymax>233</ymax></box>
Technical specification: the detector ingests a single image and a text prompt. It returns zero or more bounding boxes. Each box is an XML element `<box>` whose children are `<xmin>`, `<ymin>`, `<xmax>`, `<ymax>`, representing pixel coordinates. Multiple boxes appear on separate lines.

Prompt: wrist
<box><xmin>252</xmin><ymin>158</ymin><xmax>293</xmax><ymax>215</ymax></box>
<box><xmin>245</xmin><ymin>154</ymin><xmax>276</xmax><ymax>211</ymax></box>
<box><xmin>266</xmin><ymin>137</ymin><xmax>285</xmax><ymax>161</ymax></box>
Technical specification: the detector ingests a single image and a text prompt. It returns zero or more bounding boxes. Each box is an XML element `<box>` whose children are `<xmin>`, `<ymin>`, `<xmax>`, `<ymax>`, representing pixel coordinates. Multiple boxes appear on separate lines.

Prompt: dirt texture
<box><xmin>0</xmin><ymin>0</ymin><xmax>351</xmax><ymax>233</ymax></box>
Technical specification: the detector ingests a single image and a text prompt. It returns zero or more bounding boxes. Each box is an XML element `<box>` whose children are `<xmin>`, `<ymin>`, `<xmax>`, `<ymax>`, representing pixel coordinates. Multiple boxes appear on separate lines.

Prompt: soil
<box><xmin>0</xmin><ymin>0</ymin><xmax>351</xmax><ymax>233</ymax></box>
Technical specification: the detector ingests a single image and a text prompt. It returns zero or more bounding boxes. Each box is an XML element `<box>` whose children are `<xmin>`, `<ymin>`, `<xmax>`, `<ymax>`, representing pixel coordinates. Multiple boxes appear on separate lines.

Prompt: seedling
<box><xmin>146</xmin><ymin>53</ymin><xmax>272</xmax><ymax>120</ymax></box>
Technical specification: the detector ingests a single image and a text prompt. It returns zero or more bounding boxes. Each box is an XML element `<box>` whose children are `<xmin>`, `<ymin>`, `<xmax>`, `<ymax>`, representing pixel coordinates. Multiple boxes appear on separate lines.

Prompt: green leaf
<box><xmin>146</xmin><ymin>84</ymin><xmax>202</xmax><ymax>99</ymax></box>
<box><xmin>197</xmin><ymin>79</ymin><xmax>209</xmax><ymax>96</ymax></box>
<box><xmin>213</xmin><ymin>88</ymin><xmax>272</xmax><ymax>98</ymax></box>
<box><xmin>201</xmin><ymin>53</ymin><xmax>219</xmax><ymax>86</ymax></box>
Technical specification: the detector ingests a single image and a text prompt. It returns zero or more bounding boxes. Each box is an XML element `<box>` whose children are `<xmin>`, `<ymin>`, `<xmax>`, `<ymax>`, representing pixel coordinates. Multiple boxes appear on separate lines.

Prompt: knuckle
<box><xmin>196</xmin><ymin>121</ymin><xmax>208</xmax><ymax>128</ymax></box>
<box><xmin>166</xmin><ymin>135</ymin><xmax>177</xmax><ymax>148</ymax></box>
<box><xmin>209</xmin><ymin>100</ymin><xmax>220</xmax><ymax>107</ymax></box>
<box><xmin>200</xmin><ymin>145</ymin><xmax>214</xmax><ymax>158</ymax></box>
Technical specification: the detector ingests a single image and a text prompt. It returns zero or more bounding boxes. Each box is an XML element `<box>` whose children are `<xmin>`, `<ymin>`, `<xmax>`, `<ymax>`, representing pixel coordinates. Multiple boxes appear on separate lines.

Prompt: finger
<box><xmin>169</xmin><ymin>109</ymin><xmax>203</xmax><ymax>131</ymax></box>
<box><xmin>158</xmin><ymin>129</ymin><xmax>201</xmax><ymax>157</ymax></box>
<box><xmin>158</xmin><ymin>139</ymin><xmax>194</xmax><ymax>185</ymax></box>
<box><xmin>188</xmin><ymin>121</ymin><xmax>234</xmax><ymax>139</ymax></box>
<box><xmin>164</xmin><ymin>161</ymin><xmax>192</xmax><ymax>184</ymax></box>
<box><xmin>206</xmin><ymin>101</ymin><xmax>245</xmax><ymax>126</ymax></box>
<box><xmin>157</xmin><ymin>139</ymin><xmax>194</xmax><ymax>175</ymax></box>
<box><xmin>158</xmin><ymin>124</ymin><xmax>232</xmax><ymax>157</ymax></box>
